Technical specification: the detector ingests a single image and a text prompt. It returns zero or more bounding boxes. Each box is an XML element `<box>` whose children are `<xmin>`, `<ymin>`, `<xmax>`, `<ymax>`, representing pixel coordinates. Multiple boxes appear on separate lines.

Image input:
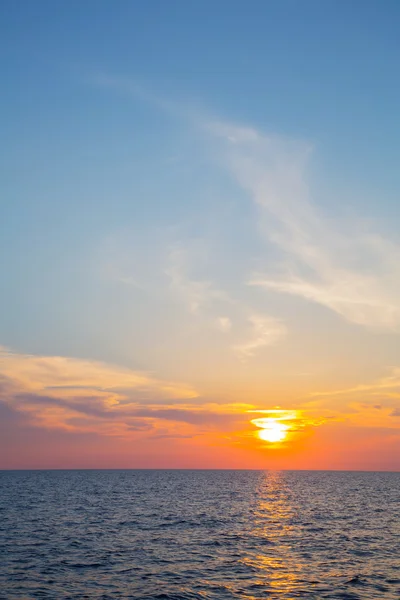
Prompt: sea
<box><xmin>0</xmin><ymin>470</ymin><xmax>399</xmax><ymax>599</ymax></box>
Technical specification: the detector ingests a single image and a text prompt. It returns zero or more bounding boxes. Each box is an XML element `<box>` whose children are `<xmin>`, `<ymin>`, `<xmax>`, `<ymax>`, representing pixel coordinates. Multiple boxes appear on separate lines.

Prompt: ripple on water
<box><xmin>0</xmin><ymin>470</ymin><xmax>399</xmax><ymax>599</ymax></box>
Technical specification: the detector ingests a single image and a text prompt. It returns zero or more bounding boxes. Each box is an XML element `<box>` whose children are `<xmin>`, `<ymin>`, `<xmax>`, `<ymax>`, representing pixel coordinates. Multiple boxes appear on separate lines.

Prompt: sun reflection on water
<box><xmin>242</xmin><ymin>471</ymin><xmax>303</xmax><ymax>596</ymax></box>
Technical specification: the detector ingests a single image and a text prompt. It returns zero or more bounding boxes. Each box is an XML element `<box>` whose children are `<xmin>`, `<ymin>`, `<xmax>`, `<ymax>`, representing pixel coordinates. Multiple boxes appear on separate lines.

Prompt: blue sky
<box><xmin>1</xmin><ymin>1</ymin><xmax>400</xmax><ymax>468</ymax></box>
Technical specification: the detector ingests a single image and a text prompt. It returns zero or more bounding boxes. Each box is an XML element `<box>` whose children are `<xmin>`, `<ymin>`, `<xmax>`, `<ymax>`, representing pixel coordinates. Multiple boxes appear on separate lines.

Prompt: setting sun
<box><xmin>255</xmin><ymin>418</ymin><xmax>289</xmax><ymax>443</ymax></box>
<box><xmin>249</xmin><ymin>410</ymin><xmax>300</xmax><ymax>445</ymax></box>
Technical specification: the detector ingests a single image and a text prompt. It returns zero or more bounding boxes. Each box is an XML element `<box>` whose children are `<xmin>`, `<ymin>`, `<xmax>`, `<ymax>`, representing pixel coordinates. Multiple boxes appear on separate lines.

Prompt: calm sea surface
<box><xmin>1</xmin><ymin>470</ymin><xmax>399</xmax><ymax>599</ymax></box>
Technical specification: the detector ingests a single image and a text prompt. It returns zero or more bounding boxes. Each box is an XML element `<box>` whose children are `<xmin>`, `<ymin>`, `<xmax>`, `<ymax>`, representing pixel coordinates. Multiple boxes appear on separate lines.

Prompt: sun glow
<box><xmin>256</xmin><ymin>418</ymin><xmax>289</xmax><ymax>443</ymax></box>
<box><xmin>250</xmin><ymin>410</ymin><xmax>299</xmax><ymax>445</ymax></box>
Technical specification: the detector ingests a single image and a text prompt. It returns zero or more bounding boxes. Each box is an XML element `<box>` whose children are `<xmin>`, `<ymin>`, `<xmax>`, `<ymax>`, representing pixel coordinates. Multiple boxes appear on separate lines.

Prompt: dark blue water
<box><xmin>1</xmin><ymin>470</ymin><xmax>399</xmax><ymax>599</ymax></box>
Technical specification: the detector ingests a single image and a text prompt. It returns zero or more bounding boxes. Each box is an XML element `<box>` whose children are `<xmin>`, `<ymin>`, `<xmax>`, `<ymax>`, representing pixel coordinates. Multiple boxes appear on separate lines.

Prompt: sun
<box><xmin>252</xmin><ymin>417</ymin><xmax>289</xmax><ymax>443</ymax></box>
<box><xmin>250</xmin><ymin>410</ymin><xmax>298</xmax><ymax>445</ymax></box>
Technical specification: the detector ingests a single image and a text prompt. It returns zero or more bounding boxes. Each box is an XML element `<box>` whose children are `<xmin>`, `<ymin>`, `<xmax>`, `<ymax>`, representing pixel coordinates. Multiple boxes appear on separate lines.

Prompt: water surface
<box><xmin>1</xmin><ymin>470</ymin><xmax>399</xmax><ymax>599</ymax></box>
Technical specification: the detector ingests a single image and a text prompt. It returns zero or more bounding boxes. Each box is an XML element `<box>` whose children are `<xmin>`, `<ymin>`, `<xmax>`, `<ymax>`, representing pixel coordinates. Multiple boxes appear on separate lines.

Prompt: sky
<box><xmin>1</xmin><ymin>0</ymin><xmax>400</xmax><ymax>470</ymax></box>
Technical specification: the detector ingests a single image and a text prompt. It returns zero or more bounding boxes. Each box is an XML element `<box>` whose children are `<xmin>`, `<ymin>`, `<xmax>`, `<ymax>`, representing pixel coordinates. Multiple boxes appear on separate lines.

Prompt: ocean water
<box><xmin>0</xmin><ymin>470</ymin><xmax>399</xmax><ymax>599</ymax></box>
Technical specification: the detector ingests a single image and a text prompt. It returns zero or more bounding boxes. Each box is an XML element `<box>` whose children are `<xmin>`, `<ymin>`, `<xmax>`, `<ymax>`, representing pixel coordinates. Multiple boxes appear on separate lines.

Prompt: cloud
<box><xmin>165</xmin><ymin>242</ymin><xmax>227</xmax><ymax>315</ymax></box>
<box><xmin>310</xmin><ymin>367</ymin><xmax>400</xmax><ymax>398</ymax></box>
<box><xmin>91</xmin><ymin>74</ymin><xmax>195</xmax><ymax>123</ymax></box>
<box><xmin>0</xmin><ymin>346</ymin><xmax>202</xmax><ymax>434</ymax></box>
<box><xmin>216</xmin><ymin>317</ymin><xmax>232</xmax><ymax>332</ymax></box>
<box><xmin>94</xmin><ymin>81</ymin><xmax>400</xmax><ymax>333</ymax></box>
<box><xmin>208</xmin><ymin>120</ymin><xmax>400</xmax><ymax>331</ymax></box>
<box><xmin>0</xmin><ymin>346</ymin><xmax>252</xmax><ymax>437</ymax></box>
<box><xmin>128</xmin><ymin>406</ymin><xmax>243</xmax><ymax>427</ymax></box>
<box><xmin>302</xmin><ymin>367</ymin><xmax>400</xmax><ymax>431</ymax></box>
<box><xmin>103</xmin><ymin>231</ymin><xmax>285</xmax><ymax>360</ymax></box>
<box><xmin>233</xmin><ymin>314</ymin><xmax>287</xmax><ymax>360</ymax></box>
<box><xmin>166</xmin><ymin>245</ymin><xmax>286</xmax><ymax>358</ymax></box>
<box><xmin>0</xmin><ymin>346</ymin><xmax>195</xmax><ymax>400</ymax></box>
<box><xmin>249</xmin><ymin>409</ymin><xmax>326</xmax><ymax>439</ymax></box>
<box><xmin>0</xmin><ymin>345</ymin><xmax>361</xmax><ymax>459</ymax></box>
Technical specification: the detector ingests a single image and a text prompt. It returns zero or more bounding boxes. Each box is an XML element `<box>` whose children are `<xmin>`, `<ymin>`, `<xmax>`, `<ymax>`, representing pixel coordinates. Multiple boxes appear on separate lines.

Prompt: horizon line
<box><xmin>1</xmin><ymin>468</ymin><xmax>399</xmax><ymax>473</ymax></box>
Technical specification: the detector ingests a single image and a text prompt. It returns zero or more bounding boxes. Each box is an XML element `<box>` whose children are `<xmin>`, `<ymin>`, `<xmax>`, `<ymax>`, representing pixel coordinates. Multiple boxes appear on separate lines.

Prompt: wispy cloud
<box><xmin>0</xmin><ymin>346</ymin><xmax>201</xmax><ymax>435</ymax></box>
<box><xmin>93</xmin><ymin>78</ymin><xmax>400</xmax><ymax>331</ymax></box>
<box><xmin>100</xmin><ymin>227</ymin><xmax>286</xmax><ymax>360</ymax></box>
<box><xmin>233</xmin><ymin>315</ymin><xmax>287</xmax><ymax>360</ymax></box>
<box><xmin>0</xmin><ymin>346</ymin><xmax>195</xmax><ymax>399</ymax></box>
<box><xmin>249</xmin><ymin>408</ymin><xmax>326</xmax><ymax>438</ymax></box>
<box><xmin>305</xmin><ymin>367</ymin><xmax>400</xmax><ymax>429</ymax></box>
<box><xmin>165</xmin><ymin>243</ymin><xmax>287</xmax><ymax>358</ymax></box>
<box><xmin>94</xmin><ymin>79</ymin><xmax>400</xmax><ymax>347</ymax></box>
<box><xmin>216</xmin><ymin>317</ymin><xmax>232</xmax><ymax>332</ymax></box>
<box><xmin>310</xmin><ymin>367</ymin><xmax>400</xmax><ymax>398</ymax></box>
<box><xmin>0</xmin><ymin>346</ymin><xmax>257</xmax><ymax>438</ymax></box>
<box><xmin>209</xmin><ymin>120</ymin><xmax>400</xmax><ymax>331</ymax></box>
<box><xmin>165</xmin><ymin>242</ymin><xmax>227</xmax><ymax>315</ymax></box>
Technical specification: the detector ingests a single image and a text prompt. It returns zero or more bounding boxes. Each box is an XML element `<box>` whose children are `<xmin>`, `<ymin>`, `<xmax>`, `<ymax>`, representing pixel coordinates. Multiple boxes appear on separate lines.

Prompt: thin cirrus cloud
<box><xmin>233</xmin><ymin>315</ymin><xmax>287</xmax><ymax>360</ymax></box>
<box><xmin>216</xmin><ymin>317</ymin><xmax>232</xmax><ymax>333</ymax></box>
<box><xmin>101</xmin><ymin>228</ymin><xmax>287</xmax><ymax>361</ymax></box>
<box><xmin>310</xmin><ymin>367</ymin><xmax>400</xmax><ymax>399</ymax></box>
<box><xmin>165</xmin><ymin>243</ymin><xmax>287</xmax><ymax>358</ymax></box>
<box><xmin>92</xmin><ymin>78</ymin><xmax>290</xmax><ymax>361</ymax></box>
<box><xmin>96</xmin><ymin>77</ymin><xmax>400</xmax><ymax>342</ymax></box>
<box><xmin>305</xmin><ymin>366</ymin><xmax>400</xmax><ymax>429</ymax></box>
<box><xmin>207</xmin><ymin>120</ymin><xmax>400</xmax><ymax>331</ymax></box>
<box><xmin>91</xmin><ymin>73</ymin><xmax>400</xmax><ymax>426</ymax></box>
<box><xmin>165</xmin><ymin>242</ymin><xmax>229</xmax><ymax>316</ymax></box>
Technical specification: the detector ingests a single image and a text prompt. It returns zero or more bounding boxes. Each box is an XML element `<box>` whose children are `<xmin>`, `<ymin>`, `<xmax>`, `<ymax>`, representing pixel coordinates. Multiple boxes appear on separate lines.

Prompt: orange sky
<box><xmin>1</xmin><ymin>346</ymin><xmax>399</xmax><ymax>470</ymax></box>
